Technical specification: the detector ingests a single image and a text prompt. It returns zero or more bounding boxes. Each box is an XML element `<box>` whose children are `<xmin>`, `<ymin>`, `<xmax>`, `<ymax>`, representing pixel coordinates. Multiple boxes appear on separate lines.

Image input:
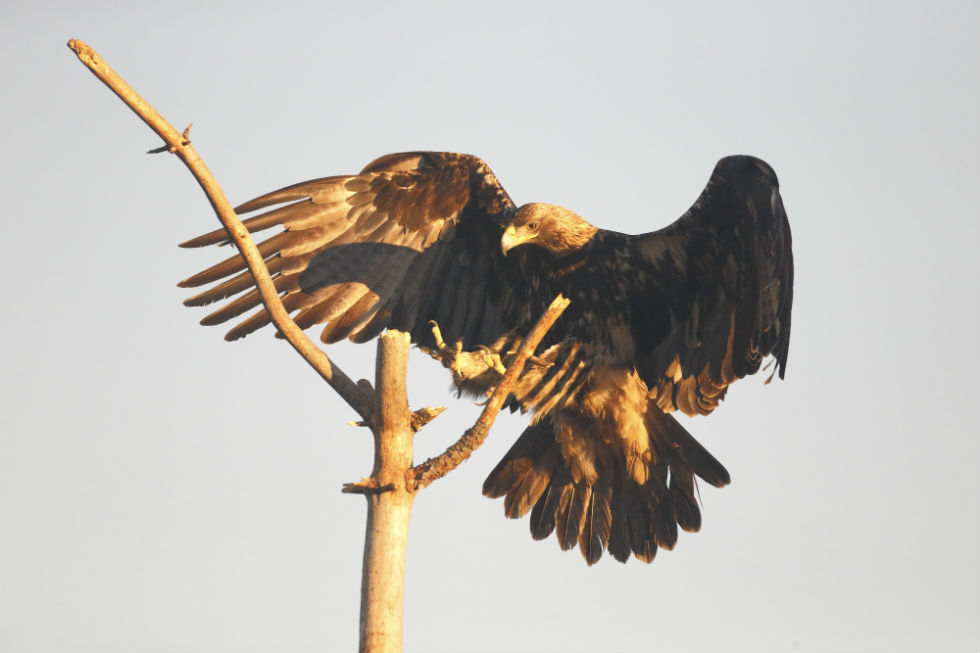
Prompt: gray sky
<box><xmin>2</xmin><ymin>1</ymin><xmax>978</xmax><ymax>651</ymax></box>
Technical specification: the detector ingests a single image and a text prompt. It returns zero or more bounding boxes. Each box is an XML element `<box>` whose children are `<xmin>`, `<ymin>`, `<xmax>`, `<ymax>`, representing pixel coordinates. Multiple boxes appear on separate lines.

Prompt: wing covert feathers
<box><xmin>179</xmin><ymin>152</ymin><xmax>515</xmax><ymax>345</ymax></box>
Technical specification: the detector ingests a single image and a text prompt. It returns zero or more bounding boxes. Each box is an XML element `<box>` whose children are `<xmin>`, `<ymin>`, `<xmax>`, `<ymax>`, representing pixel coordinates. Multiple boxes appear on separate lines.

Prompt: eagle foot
<box><xmin>426</xmin><ymin>320</ymin><xmax>506</xmax><ymax>389</ymax></box>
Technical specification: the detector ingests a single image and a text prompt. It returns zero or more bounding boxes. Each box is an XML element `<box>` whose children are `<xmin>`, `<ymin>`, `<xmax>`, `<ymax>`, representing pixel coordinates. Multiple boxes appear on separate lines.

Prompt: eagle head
<box><xmin>501</xmin><ymin>203</ymin><xmax>598</xmax><ymax>257</ymax></box>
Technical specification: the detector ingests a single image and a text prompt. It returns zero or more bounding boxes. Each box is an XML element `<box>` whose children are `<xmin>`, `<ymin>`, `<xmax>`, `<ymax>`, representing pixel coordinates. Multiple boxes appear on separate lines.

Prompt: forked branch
<box><xmin>408</xmin><ymin>294</ymin><xmax>570</xmax><ymax>490</ymax></box>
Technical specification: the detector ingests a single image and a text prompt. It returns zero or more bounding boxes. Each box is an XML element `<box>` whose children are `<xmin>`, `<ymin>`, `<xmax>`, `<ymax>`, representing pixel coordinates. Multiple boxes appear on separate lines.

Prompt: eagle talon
<box><xmin>428</xmin><ymin>320</ymin><xmax>447</xmax><ymax>351</ymax></box>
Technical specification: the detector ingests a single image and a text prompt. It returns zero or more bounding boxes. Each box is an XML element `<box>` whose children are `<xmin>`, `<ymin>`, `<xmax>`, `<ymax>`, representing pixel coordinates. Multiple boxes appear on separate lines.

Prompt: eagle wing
<box><xmin>627</xmin><ymin>155</ymin><xmax>794</xmax><ymax>416</ymax></box>
<box><xmin>179</xmin><ymin>151</ymin><xmax>520</xmax><ymax>347</ymax></box>
<box><xmin>480</xmin><ymin>157</ymin><xmax>793</xmax><ymax>565</ymax></box>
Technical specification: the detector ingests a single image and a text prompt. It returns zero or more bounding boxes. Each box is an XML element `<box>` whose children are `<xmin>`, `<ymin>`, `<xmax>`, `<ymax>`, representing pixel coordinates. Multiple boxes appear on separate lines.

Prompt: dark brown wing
<box><xmin>178</xmin><ymin>151</ymin><xmax>518</xmax><ymax>346</ymax></box>
<box><xmin>627</xmin><ymin>155</ymin><xmax>794</xmax><ymax>416</ymax></box>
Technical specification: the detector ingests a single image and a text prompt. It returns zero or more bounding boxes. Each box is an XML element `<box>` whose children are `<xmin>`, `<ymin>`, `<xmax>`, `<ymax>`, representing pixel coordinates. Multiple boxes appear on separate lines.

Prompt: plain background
<box><xmin>2</xmin><ymin>2</ymin><xmax>977</xmax><ymax>651</ymax></box>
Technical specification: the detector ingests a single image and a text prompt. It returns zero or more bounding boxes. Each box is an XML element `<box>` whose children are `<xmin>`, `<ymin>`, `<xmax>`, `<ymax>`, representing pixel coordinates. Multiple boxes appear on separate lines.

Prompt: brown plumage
<box><xmin>179</xmin><ymin>151</ymin><xmax>794</xmax><ymax>565</ymax></box>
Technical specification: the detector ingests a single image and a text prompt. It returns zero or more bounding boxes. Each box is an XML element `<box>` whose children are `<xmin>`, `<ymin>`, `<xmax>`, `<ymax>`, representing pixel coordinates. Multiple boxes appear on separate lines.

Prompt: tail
<box><xmin>482</xmin><ymin>410</ymin><xmax>730</xmax><ymax>565</ymax></box>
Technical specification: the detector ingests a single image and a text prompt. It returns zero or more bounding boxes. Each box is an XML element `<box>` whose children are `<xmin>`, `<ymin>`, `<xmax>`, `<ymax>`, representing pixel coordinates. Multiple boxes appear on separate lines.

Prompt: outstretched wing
<box><xmin>628</xmin><ymin>155</ymin><xmax>794</xmax><ymax>416</ymax></box>
<box><xmin>179</xmin><ymin>151</ymin><xmax>520</xmax><ymax>347</ymax></box>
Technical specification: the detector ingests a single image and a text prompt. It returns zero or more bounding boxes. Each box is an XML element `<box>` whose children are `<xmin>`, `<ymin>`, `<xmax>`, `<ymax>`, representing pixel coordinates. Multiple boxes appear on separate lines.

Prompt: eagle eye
<box><xmin>527</xmin><ymin>221</ymin><xmax>539</xmax><ymax>231</ymax></box>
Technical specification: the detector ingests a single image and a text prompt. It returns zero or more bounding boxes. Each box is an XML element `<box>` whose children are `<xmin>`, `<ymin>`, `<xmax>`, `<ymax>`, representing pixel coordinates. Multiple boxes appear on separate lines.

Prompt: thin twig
<box><xmin>408</xmin><ymin>294</ymin><xmax>570</xmax><ymax>490</ymax></box>
<box><xmin>409</xmin><ymin>406</ymin><xmax>447</xmax><ymax>432</ymax></box>
<box><xmin>341</xmin><ymin>479</ymin><xmax>396</xmax><ymax>495</ymax></box>
<box><xmin>67</xmin><ymin>39</ymin><xmax>373</xmax><ymax>419</ymax></box>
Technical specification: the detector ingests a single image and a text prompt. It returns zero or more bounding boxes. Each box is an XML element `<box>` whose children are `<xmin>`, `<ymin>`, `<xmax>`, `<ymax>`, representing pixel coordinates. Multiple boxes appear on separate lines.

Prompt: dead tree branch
<box><xmin>66</xmin><ymin>39</ymin><xmax>373</xmax><ymax>419</ymax></box>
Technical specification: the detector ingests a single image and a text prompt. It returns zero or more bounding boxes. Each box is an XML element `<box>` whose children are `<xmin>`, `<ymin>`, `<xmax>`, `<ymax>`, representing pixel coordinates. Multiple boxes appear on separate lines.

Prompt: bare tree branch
<box><xmin>67</xmin><ymin>39</ymin><xmax>373</xmax><ymax>419</ymax></box>
<box><xmin>408</xmin><ymin>294</ymin><xmax>570</xmax><ymax>490</ymax></box>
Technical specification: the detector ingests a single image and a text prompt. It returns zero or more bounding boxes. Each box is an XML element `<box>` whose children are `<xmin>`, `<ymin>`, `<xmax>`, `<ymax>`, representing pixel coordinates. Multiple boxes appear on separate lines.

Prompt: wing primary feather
<box><xmin>290</xmin><ymin>284</ymin><xmax>369</xmax><ymax>332</ymax></box>
<box><xmin>233</xmin><ymin>175</ymin><xmax>350</xmax><ymax>213</ymax></box>
<box><xmin>199</xmin><ymin>273</ymin><xmax>295</xmax><ymax>326</ymax></box>
<box><xmin>178</xmin><ymin>232</ymin><xmax>288</xmax><ymax>288</ymax></box>
<box><xmin>349</xmin><ymin>305</ymin><xmax>393</xmax><ymax>344</ymax></box>
<box><xmin>224</xmin><ymin>292</ymin><xmax>307</xmax><ymax>341</ymax></box>
<box><xmin>179</xmin><ymin>200</ymin><xmax>321</xmax><ymax>248</ymax></box>
<box><xmin>182</xmin><ymin>256</ymin><xmax>285</xmax><ymax>307</ymax></box>
<box><xmin>320</xmin><ymin>291</ymin><xmax>381</xmax><ymax>344</ymax></box>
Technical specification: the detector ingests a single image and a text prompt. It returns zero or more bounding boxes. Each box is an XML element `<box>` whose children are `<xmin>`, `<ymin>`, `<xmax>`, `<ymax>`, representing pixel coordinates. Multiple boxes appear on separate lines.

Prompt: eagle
<box><xmin>178</xmin><ymin>151</ymin><xmax>794</xmax><ymax>565</ymax></box>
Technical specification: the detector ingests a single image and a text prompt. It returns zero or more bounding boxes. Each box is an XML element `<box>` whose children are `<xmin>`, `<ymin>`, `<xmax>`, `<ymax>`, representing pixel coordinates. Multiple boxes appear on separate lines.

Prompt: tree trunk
<box><xmin>359</xmin><ymin>330</ymin><xmax>415</xmax><ymax>652</ymax></box>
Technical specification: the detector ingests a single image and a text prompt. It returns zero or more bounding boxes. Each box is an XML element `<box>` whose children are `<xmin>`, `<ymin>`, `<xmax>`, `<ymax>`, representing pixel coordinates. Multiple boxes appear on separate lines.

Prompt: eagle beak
<box><xmin>501</xmin><ymin>225</ymin><xmax>521</xmax><ymax>256</ymax></box>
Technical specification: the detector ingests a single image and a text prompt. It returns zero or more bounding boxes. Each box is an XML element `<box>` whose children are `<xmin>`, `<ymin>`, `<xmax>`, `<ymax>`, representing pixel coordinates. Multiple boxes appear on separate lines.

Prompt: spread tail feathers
<box><xmin>482</xmin><ymin>409</ymin><xmax>729</xmax><ymax>565</ymax></box>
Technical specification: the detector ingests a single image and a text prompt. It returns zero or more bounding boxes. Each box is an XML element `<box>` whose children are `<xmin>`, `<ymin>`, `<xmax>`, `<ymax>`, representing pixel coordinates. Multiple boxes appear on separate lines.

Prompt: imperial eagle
<box><xmin>179</xmin><ymin>152</ymin><xmax>794</xmax><ymax>565</ymax></box>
